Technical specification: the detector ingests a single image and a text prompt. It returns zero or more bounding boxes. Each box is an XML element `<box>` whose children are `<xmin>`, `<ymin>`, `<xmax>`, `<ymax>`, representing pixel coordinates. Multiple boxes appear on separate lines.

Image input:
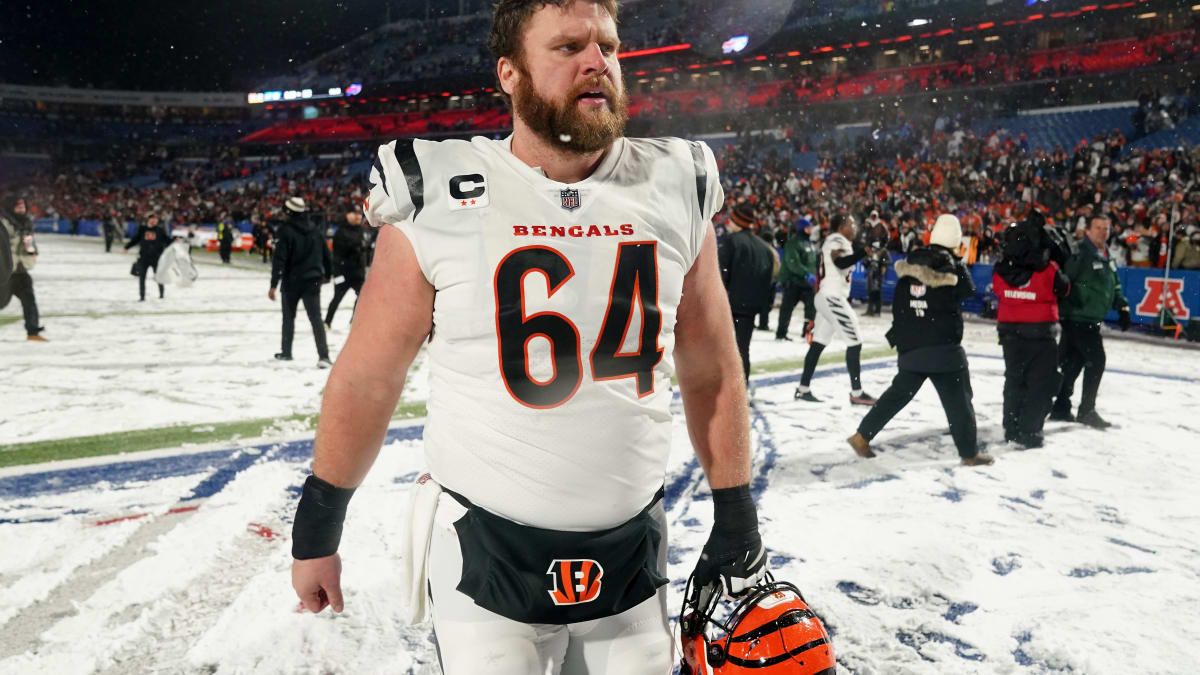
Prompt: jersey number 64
<box><xmin>494</xmin><ymin>242</ymin><xmax>663</xmax><ymax>409</ymax></box>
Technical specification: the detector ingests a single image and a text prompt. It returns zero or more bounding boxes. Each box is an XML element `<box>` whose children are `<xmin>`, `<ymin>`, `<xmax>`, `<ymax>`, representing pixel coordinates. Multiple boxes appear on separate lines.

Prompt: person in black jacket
<box><xmin>718</xmin><ymin>204</ymin><xmax>779</xmax><ymax>384</ymax></box>
<box><xmin>848</xmin><ymin>215</ymin><xmax>995</xmax><ymax>466</ymax></box>
<box><xmin>269</xmin><ymin>197</ymin><xmax>332</xmax><ymax>368</ymax></box>
<box><xmin>1</xmin><ymin>195</ymin><xmax>45</xmax><ymax>340</ymax></box>
<box><xmin>992</xmin><ymin>210</ymin><xmax>1071</xmax><ymax>448</ymax></box>
<box><xmin>324</xmin><ymin>207</ymin><xmax>368</xmax><ymax>329</ymax></box>
<box><xmin>124</xmin><ymin>213</ymin><xmax>170</xmax><ymax>301</ymax></box>
<box><xmin>102</xmin><ymin>209</ymin><xmax>124</xmax><ymax>253</ymax></box>
<box><xmin>217</xmin><ymin>215</ymin><xmax>236</xmax><ymax>264</ymax></box>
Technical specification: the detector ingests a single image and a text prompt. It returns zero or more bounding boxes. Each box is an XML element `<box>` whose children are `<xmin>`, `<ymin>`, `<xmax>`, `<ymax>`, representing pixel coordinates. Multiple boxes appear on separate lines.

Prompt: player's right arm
<box><xmin>291</xmin><ymin>225</ymin><xmax>433</xmax><ymax>614</ymax></box>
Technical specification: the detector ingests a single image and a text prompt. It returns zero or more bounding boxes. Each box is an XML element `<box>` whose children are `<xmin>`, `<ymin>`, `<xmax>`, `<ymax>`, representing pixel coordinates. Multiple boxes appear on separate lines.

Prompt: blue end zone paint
<box><xmin>943</xmin><ymin>602</ymin><xmax>978</xmax><ymax>624</ymax></box>
<box><xmin>1107</xmin><ymin>537</ymin><xmax>1157</xmax><ymax>554</ymax></box>
<box><xmin>992</xmin><ymin>554</ymin><xmax>1022</xmax><ymax>576</ymax></box>
<box><xmin>895</xmin><ymin>629</ymin><xmax>985</xmax><ymax>662</ymax></box>
<box><xmin>0</xmin><ymin>424</ymin><xmax>425</xmax><ymax>501</ymax></box>
<box><xmin>4</xmin><ymin>352</ymin><xmax>1187</xmax><ymax>502</ymax></box>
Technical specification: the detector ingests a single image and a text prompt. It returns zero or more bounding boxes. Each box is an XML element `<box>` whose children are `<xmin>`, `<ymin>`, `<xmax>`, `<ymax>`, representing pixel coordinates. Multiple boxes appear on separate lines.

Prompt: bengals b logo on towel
<box><xmin>546</xmin><ymin>559</ymin><xmax>603</xmax><ymax>605</ymax></box>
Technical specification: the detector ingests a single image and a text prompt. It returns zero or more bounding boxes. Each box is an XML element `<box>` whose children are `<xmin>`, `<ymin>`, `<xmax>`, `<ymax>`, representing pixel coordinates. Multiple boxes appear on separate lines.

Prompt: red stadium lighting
<box><xmin>687</xmin><ymin>64</ymin><xmax>702</xmax><ymax>69</ymax></box>
<box><xmin>718</xmin><ymin>59</ymin><xmax>734</xmax><ymax>65</ymax></box>
<box><xmin>1066</xmin><ymin>10</ymin><xmax>1081</xmax><ymax>15</ymax></box>
<box><xmin>856</xmin><ymin>41</ymin><xmax>871</xmax><ymax>47</ymax></box>
<box><xmin>818</xmin><ymin>46</ymin><xmax>834</xmax><ymax>52</ymax></box>
<box><xmin>1080</xmin><ymin>4</ymin><xmax>1098</xmax><ymax>9</ymax></box>
<box><xmin>787</xmin><ymin>50</ymin><xmax>801</xmax><ymax>56</ymax></box>
<box><xmin>894</xmin><ymin>35</ymin><xmax>913</xmax><ymax>42</ymax></box>
<box><xmin>617</xmin><ymin>43</ymin><xmax>691</xmax><ymax>59</ymax></box>
<box><xmin>879</xmin><ymin>38</ymin><xmax>893</xmax><ymax>44</ymax></box>
<box><xmin>1050</xmin><ymin>11</ymin><xmax>1067</xmax><ymax>17</ymax></box>
<box><xmin>962</xmin><ymin>26</ymin><xmax>976</xmax><ymax>32</ymax></box>
<box><xmin>658</xmin><ymin>67</ymin><xmax>677</xmax><ymax>72</ymax></box>
<box><xmin>840</xmin><ymin>43</ymin><xmax>854</xmax><ymax>49</ymax></box>
<box><xmin>977</xmin><ymin>21</ymin><xmax>995</xmax><ymax>29</ymax></box>
<box><xmin>934</xmin><ymin>28</ymin><xmax>954</xmax><ymax>36</ymax></box>
<box><xmin>919</xmin><ymin>32</ymin><xmax>933</xmax><ymax>38</ymax></box>
<box><xmin>754</xmin><ymin>55</ymin><xmax>768</xmax><ymax>60</ymax></box>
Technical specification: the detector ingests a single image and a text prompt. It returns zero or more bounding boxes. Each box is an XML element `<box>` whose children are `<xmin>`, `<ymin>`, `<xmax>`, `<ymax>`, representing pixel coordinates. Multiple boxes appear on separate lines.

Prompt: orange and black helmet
<box><xmin>680</xmin><ymin>575</ymin><xmax>835</xmax><ymax>675</ymax></box>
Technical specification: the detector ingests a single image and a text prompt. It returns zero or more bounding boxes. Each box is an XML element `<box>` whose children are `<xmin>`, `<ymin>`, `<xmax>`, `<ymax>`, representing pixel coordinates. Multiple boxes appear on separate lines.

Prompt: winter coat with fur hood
<box><xmin>886</xmin><ymin>245</ymin><xmax>976</xmax><ymax>372</ymax></box>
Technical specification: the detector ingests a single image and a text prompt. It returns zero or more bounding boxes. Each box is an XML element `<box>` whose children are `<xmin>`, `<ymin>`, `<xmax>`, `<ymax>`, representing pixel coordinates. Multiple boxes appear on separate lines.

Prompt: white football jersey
<box><xmin>365</xmin><ymin>135</ymin><xmax>723</xmax><ymax>530</ymax></box>
<box><xmin>817</xmin><ymin>232</ymin><xmax>854</xmax><ymax>298</ymax></box>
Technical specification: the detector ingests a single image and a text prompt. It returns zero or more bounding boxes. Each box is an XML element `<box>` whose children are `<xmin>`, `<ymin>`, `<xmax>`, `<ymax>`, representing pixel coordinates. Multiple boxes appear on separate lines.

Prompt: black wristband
<box><xmin>711</xmin><ymin>484</ymin><xmax>758</xmax><ymax>535</ymax></box>
<box><xmin>292</xmin><ymin>474</ymin><xmax>356</xmax><ymax>560</ymax></box>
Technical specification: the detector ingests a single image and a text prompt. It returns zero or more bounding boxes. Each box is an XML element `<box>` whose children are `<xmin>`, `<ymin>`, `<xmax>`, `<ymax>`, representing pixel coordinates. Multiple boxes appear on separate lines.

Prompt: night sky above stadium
<box><xmin>0</xmin><ymin>0</ymin><xmax>483</xmax><ymax>92</ymax></box>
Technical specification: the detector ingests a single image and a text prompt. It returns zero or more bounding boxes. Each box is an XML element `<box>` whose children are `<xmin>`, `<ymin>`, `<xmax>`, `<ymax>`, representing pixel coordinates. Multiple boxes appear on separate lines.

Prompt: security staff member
<box><xmin>719</xmin><ymin>204</ymin><xmax>779</xmax><ymax>383</ymax></box>
<box><xmin>1050</xmin><ymin>215</ymin><xmax>1131</xmax><ymax>429</ymax></box>
<box><xmin>848</xmin><ymin>215</ymin><xmax>994</xmax><ymax>466</ymax></box>
<box><xmin>124</xmin><ymin>213</ymin><xmax>170</xmax><ymax>301</ymax></box>
<box><xmin>216</xmin><ymin>215</ymin><xmax>236</xmax><ymax>264</ymax></box>
<box><xmin>993</xmin><ymin>210</ymin><xmax>1071</xmax><ymax>448</ymax></box>
<box><xmin>775</xmin><ymin>217</ymin><xmax>818</xmax><ymax>341</ymax></box>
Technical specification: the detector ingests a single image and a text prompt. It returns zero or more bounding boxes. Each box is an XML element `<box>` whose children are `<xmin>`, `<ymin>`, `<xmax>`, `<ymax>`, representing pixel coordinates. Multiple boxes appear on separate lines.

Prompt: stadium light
<box><xmin>1137</xmin><ymin>11</ymin><xmax>1156</xmax><ymax>17</ymax></box>
<box><xmin>907</xmin><ymin>18</ymin><xmax>930</xmax><ymax>26</ymax></box>
<box><xmin>985</xmin><ymin>35</ymin><xmax>1001</xmax><ymax>41</ymax></box>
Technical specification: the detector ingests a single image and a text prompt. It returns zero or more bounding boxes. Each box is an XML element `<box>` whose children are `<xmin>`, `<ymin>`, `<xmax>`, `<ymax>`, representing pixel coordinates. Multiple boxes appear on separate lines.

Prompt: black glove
<box><xmin>1118</xmin><ymin>307</ymin><xmax>1132</xmax><ymax>332</ymax></box>
<box><xmin>688</xmin><ymin>485</ymin><xmax>768</xmax><ymax>605</ymax></box>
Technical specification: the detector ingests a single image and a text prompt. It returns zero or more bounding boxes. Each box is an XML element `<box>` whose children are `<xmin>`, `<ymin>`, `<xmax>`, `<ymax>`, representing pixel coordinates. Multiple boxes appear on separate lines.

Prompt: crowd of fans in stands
<box><xmin>6</xmin><ymin>100</ymin><xmax>1200</xmax><ymax>273</ymax></box>
<box><xmin>711</xmin><ymin>116</ymin><xmax>1200</xmax><ymax>271</ymax></box>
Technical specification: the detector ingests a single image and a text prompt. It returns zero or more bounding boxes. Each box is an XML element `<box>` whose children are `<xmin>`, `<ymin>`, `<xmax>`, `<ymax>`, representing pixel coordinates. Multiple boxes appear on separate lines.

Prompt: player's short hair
<box><xmin>488</xmin><ymin>0</ymin><xmax>620</xmax><ymax>66</ymax></box>
<box><xmin>1088</xmin><ymin>214</ymin><xmax>1110</xmax><ymax>229</ymax></box>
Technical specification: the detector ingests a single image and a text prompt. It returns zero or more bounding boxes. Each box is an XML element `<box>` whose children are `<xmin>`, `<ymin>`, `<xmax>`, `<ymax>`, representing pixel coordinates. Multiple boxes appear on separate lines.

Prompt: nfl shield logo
<box><xmin>560</xmin><ymin>188</ymin><xmax>581</xmax><ymax>212</ymax></box>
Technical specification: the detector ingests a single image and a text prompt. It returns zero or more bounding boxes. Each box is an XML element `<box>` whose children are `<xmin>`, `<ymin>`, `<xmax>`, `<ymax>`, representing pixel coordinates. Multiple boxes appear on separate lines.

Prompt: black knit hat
<box><xmin>730</xmin><ymin>204</ymin><xmax>757</xmax><ymax>229</ymax></box>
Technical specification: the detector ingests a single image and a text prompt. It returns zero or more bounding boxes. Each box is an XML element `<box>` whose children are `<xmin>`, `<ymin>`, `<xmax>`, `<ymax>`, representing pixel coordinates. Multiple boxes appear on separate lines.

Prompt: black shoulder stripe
<box><xmin>688</xmin><ymin>140</ymin><xmax>707</xmax><ymax>215</ymax></box>
<box><xmin>394</xmin><ymin>138</ymin><xmax>425</xmax><ymax>219</ymax></box>
<box><xmin>371</xmin><ymin>152</ymin><xmax>390</xmax><ymax>197</ymax></box>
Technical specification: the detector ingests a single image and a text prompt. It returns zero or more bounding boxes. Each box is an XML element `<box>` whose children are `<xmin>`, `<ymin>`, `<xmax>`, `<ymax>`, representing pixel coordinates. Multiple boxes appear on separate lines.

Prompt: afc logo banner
<box><xmin>448</xmin><ymin>172</ymin><xmax>489</xmax><ymax>211</ymax></box>
<box><xmin>546</xmin><ymin>558</ymin><xmax>604</xmax><ymax>606</ymax></box>
<box><xmin>1136</xmin><ymin>278</ymin><xmax>1190</xmax><ymax>320</ymax></box>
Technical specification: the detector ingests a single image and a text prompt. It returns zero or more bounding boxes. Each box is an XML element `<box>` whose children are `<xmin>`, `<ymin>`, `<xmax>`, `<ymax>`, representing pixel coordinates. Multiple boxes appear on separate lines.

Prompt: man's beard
<box><xmin>512</xmin><ymin>69</ymin><xmax>628</xmax><ymax>154</ymax></box>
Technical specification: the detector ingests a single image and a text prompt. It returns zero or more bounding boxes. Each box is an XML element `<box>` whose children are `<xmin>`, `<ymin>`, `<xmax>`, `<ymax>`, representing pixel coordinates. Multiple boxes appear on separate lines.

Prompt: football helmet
<box><xmin>679</xmin><ymin>574</ymin><xmax>835</xmax><ymax>674</ymax></box>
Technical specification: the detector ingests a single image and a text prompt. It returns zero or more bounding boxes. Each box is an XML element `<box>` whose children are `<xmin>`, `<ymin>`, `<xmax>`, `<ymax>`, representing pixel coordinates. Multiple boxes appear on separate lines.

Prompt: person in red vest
<box><xmin>992</xmin><ymin>210</ymin><xmax>1071</xmax><ymax>448</ymax></box>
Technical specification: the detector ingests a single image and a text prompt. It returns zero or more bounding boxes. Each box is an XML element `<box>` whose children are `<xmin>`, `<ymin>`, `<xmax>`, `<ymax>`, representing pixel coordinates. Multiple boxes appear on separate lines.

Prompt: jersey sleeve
<box><xmin>686</xmin><ymin>139</ymin><xmax>724</xmax><ymax>267</ymax></box>
<box><xmin>363</xmin><ymin>140</ymin><xmax>417</xmax><ymax>229</ymax></box>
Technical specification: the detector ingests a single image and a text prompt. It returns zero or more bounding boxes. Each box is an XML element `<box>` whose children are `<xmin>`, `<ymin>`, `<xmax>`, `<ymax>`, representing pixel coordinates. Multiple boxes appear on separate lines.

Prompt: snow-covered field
<box><xmin>2</xmin><ymin>235</ymin><xmax>1199</xmax><ymax>674</ymax></box>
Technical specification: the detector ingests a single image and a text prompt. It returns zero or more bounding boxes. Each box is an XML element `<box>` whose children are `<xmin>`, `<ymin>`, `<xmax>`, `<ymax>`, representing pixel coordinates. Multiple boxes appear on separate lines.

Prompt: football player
<box><xmin>290</xmin><ymin>1</ymin><xmax>768</xmax><ymax>672</ymax></box>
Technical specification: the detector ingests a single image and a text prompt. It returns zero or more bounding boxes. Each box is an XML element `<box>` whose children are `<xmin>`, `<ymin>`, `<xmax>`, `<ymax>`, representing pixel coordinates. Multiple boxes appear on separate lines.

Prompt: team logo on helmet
<box><xmin>546</xmin><ymin>559</ymin><xmax>603</xmax><ymax>605</ymax></box>
<box><xmin>560</xmin><ymin>188</ymin><xmax>581</xmax><ymax>212</ymax></box>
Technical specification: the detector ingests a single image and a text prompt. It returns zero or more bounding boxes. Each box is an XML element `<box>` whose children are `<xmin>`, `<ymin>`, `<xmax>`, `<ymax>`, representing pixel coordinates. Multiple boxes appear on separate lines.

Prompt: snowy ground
<box><xmin>2</xmin><ymin>235</ymin><xmax>1199</xmax><ymax>674</ymax></box>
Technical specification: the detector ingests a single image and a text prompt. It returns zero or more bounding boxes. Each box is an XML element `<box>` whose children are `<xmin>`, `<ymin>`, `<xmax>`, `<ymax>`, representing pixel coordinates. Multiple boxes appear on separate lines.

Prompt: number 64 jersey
<box><xmin>365</xmin><ymin>135</ymin><xmax>723</xmax><ymax>531</ymax></box>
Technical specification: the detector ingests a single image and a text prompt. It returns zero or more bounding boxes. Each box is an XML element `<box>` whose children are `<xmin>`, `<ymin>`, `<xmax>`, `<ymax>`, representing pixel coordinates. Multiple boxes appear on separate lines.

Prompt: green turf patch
<box><xmin>0</xmin><ymin>348</ymin><xmax>892</xmax><ymax>469</ymax></box>
<box><xmin>749</xmin><ymin>345</ymin><xmax>893</xmax><ymax>376</ymax></box>
<box><xmin>0</xmin><ymin>399</ymin><xmax>431</xmax><ymax>469</ymax></box>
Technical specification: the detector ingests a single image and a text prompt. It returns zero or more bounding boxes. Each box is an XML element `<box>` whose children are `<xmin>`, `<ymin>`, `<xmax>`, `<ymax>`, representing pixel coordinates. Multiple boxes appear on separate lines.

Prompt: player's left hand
<box><xmin>689</xmin><ymin>530</ymin><xmax>768</xmax><ymax>603</ymax></box>
<box><xmin>268</xmin><ymin>287</ymin><xmax>277</xmax><ymax>301</ymax></box>
<box><xmin>688</xmin><ymin>485</ymin><xmax>768</xmax><ymax>602</ymax></box>
<box><xmin>1118</xmin><ymin>307</ymin><xmax>1132</xmax><ymax>331</ymax></box>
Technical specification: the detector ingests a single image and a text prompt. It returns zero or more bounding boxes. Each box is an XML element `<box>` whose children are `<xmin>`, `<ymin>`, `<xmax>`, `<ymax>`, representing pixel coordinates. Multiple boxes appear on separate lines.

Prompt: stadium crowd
<box><xmin>709</xmin><ymin>112</ymin><xmax>1200</xmax><ymax>271</ymax></box>
<box><xmin>5</xmin><ymin>105</ymin><xmax>1200</xmax><ymax>273</ymax></box>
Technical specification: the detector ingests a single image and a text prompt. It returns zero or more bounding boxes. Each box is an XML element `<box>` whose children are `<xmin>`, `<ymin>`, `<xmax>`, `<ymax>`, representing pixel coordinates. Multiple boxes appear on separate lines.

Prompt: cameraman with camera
<box><xmin>993</xmin><ymin>210</ymin><xmax>1071</xmax><ymax>448</ymax></box>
